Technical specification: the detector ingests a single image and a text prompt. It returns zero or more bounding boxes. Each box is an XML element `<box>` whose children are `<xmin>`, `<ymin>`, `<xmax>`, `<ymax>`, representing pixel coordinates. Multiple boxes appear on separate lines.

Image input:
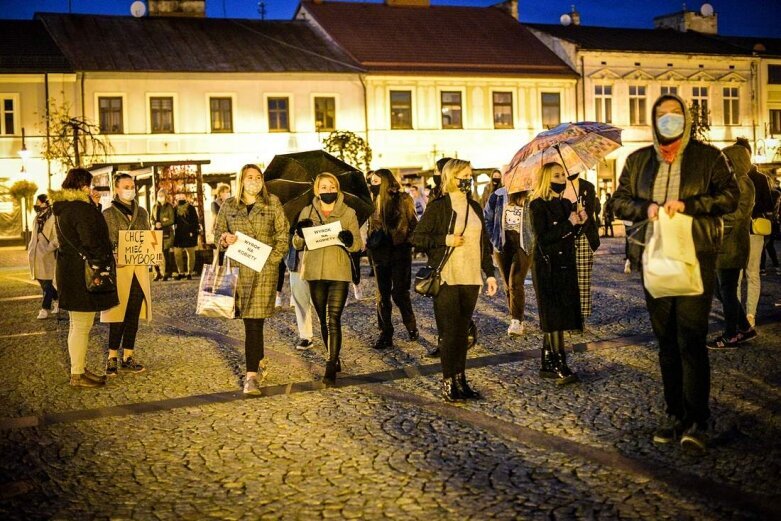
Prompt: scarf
<box><xmin>658</xmin><ymin>139</ymin><xmax>683</xmax><ymax>164</ymax></box>
<box><xmin>35</xmin><ymin>206</ymin><xmax>52</xmax><ymax>235</ymax></box>
<box><xmin>112</xmin><ymin>199</ymin><xmax>135</xmax><ymax>219</ymax></box>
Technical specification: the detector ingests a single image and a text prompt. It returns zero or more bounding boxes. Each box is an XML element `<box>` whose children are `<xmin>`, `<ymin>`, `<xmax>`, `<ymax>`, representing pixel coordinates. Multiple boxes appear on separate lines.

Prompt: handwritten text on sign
<box><xmin>226</xmin><ymin>231</ymin><xmax>272</xmax><ymax>273</ymax></box>
<box><xmin>302</xmin><ymin>221</ymin><xmax>343</xmax><ymax>250</ymax></box>
<box><xmin>118</xmin><ymin>230</ymin><xmax>164</xmax><ymax>266</ymax></box>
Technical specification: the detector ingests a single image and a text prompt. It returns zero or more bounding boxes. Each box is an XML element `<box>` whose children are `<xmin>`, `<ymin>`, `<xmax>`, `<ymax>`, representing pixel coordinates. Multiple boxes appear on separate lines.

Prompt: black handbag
<box><xmin>414</xmin><ymin>205</ymin><xmax>468</xmax><ymax>298</ymax></box>
<box><xmin>56</xmin><ymin>217</ymin><xmax>117</xmax><ymax>294</ymax></box>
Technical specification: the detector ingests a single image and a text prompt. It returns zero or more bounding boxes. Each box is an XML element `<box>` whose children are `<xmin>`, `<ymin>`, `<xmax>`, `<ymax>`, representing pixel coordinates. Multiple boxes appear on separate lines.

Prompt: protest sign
<box><xmin>118</xmin><ymin>230</ymin><xmax>164</xmax><ymax>266</ymax></box>
<box><xmin>225</xmin><ymin>231</ymin><xmax>272</xmax><ymax>272</ymax></box>
<box><xmin>303</xmin><ymin>221</ymin><xmax>343</xmax><ymax>250</ymax></box>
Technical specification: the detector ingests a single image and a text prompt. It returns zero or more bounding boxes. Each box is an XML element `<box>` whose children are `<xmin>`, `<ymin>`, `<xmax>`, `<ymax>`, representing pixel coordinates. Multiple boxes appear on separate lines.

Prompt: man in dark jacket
<box><xmin>612</xmin><ymin>94</ymin><xmax>738</xmax><ymax>451</ymax></box>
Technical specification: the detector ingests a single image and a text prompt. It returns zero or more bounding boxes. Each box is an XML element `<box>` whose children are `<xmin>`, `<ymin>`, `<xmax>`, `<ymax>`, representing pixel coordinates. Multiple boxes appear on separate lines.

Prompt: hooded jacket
<box><xmin>718</xmin><ymin>145</ymin><xmax>755</xmax><ymax>270</ymax></box>
<box><xmin>611</xmin><ymin>94</ymin><xmax>738</xmax><ymax>267</ymax></box>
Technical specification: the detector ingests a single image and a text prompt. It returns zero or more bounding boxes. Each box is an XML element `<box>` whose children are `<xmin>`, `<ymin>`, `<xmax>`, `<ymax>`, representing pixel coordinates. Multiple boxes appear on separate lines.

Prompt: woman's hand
<box><xmin>447</xmin><ymin>234</ymin><xmax>466</xmax><ymax>247</ymax></box>
<box><xmin>220</xmin><ymin>233</ymin><xmax>238</xmax><ymax>247</ymax></box>
<box><xmin>568</xmin><ymin>212</ymin><xmax>581</xmax><ymax>226</ymax></box>
<box><xmin>647</xmin><ymin>203</ymin><xmax>660</xmax><ymax>221</ymax></box>
<box><xmin>338</xmin><ymin>230</ymin><xmax>354</xmax><ymax>247</ymax></box>
<box><xmin>578</xmin><ymin>209</ymin><xmax>588</xmax><ymax>223</ymax></box>
<box><xmin>663</xmin><ymin>200</ymin><xmax>685</xmax><ymax>217</ymax></box>
<box><xmin>155</xmin><ymin>222</ymin><xmax>162</xmax><ymax>229</ymax></box>
<box><xmin>485</xmin><ymin>277</ymin><xmax>498</xmax><ymax>297</ymax></box>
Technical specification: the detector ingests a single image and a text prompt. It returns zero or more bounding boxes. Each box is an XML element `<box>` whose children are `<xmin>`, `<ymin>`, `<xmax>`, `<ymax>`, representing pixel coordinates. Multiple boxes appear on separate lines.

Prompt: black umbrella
<box><xmin>264</xmin><ymin>150</ymin><xmax>373</xmax><ymax>226</ymax></box>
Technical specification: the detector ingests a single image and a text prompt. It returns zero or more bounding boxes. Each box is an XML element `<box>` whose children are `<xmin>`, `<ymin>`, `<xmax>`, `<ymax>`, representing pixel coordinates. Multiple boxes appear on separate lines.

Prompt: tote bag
<box><xmin>642</xmin><ymin>221</ymin><xmax>703</xmax><ymax>298</ymax></box>
<box><xmin>196</xmin><ymin>251</ymin><xmax>239</xmax><ymax>319</ymax></box>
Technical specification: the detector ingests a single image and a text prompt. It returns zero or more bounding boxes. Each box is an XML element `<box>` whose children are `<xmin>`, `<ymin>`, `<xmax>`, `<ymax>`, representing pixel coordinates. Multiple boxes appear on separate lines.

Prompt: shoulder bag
<box><xmin>55</xmin><ymin>217</ymin><xmax>117</xmax><ymax>294</ymax></box>
<box><xmin>414</xmin><ymin>205</ymin><xmax>467</xmax><ymax>297</ymax></box>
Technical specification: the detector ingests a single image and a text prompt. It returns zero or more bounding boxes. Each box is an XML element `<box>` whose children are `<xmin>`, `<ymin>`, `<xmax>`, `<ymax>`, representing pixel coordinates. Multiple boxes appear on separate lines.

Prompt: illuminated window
<box><xmin>723</xmin><ymin>87</ymin><xmax>739</xmax><ymax>126</ymax></box>
<box><xmin>314</xmin><ymin>97</ymin><xmax>335</xmax><ymax>132</ymax></box>
<box><xmin>390</xmin><ymin>90</ymin><xmax>412</xmax><ymax>130</ymax></box>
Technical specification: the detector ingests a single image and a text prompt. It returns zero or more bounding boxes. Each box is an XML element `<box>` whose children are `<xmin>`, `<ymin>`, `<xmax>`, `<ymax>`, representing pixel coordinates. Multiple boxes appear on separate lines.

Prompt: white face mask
<box><xmin>120</xmin><ymin>189</ymin><xmax>136</xmax><ymax>202</ymax></box>
<box><xmin>656</xmin><ymin>113</ymin><xmax>685</xmax><ymax>139</ymax></box>
<box><xmin>157</xmin><ymin>196</ymin><xmax>166</xmax><ymax>204</ymax></box>
<box><xmin>243</xmin><ymin>180</ymin><xmax>262</xmax><ymax>196</ymax></box>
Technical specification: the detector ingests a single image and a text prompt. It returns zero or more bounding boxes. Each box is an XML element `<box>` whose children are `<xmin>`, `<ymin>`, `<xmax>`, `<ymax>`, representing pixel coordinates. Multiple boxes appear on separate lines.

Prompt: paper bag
<box><xmin>642</xmin><ymin>221</ymin><xmax>703</xmax><ymax>299</ymax></box>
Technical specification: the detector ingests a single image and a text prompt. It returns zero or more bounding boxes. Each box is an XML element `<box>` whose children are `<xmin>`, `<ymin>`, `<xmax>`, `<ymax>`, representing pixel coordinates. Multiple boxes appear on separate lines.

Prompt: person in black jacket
<box><xmin>367</xmin><ymin>168</ymin><xmax>419</xmax><ymax>349</ymax></box>
<box><xmin>50</xmin><ymin>168</ymin><xmax>119</xmax><ymax>388</ymax></box>
<box><xmin>529</xmin><ymin>162</ymin><xmax>586</xmax><ymax>386</ymax></box>
<box><xmin>612</xmin><ymin>94</ymin><xmax>738</xmax><ymax>450</ymax></box>
<box><xmin>173</xmin><ymin>193</ymin><xmax>200</xmax><ymax>280</ymax></box>
<box><xmin>412</xmin><ymin>159</ymin><xmax>497</xmax><ymax>401</ymax></box>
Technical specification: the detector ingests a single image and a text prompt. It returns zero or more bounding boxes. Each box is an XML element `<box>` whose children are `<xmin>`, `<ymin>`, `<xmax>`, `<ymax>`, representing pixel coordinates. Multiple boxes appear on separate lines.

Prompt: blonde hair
<box><xmin>313</xmin><ymin>172</ymin><xmax>341</xmax><ymax>196</ymax></box>
<box><xmin>236</xmin><ymin>164</ymin><xmax>269</xmax><ymax>205</ymax></box>
<box><xmin>441</xmin><ymin>159</ymin><xmax>472</xmax><ymax>194</ymax></box>
<box><xmin>215</xmin><ymin>183</ymin><xmax>231</xmax><ymax>197</ymax></box>
<box><xmin>530</xmin><ymin>162</ymin><xmax>563</xmax><ymax>202</ymax></box>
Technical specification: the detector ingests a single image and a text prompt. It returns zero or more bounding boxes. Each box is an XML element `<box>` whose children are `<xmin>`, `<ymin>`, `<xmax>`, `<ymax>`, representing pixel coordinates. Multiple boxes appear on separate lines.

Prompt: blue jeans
<box><xmin>37</xmin><ymin>279</ymin><xmax>58</xmax><ymax>310</ymax></box>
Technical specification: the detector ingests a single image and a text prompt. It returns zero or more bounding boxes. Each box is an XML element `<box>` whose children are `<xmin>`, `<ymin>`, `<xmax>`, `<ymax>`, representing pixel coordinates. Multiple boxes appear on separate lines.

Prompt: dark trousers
<box><xmin>374</xmin><ymin>246</ymin><xmax>416</xmax><ymax>335</ymax></box>
<box><xmin>37</xmin><ymin>279</ymin><xmax>58</xmax><ymax>310</ymax></box>
<box><xmin>715</xmin><ymin>268</ymin><xmax>751</xmax><ymax>337</ymax></box>
<box><xmin>351</xmin><ymin>251</ymin><xmax>363</xmax><ymax>284</ymax></box>
<box><xmin>309</xmin><ymin>280</ymin><xmax>349</xmax><ymax>362</ymax></box>
<box><xmin>276</xmin><ymin>262</ymin><xmax>286</xmax><ymax>293</ymax></box>
<box><xmin>494</xmin><ymin>231</ymin><xmax>530</xmax><ymax>321</ymax></box>
<box><xmin>108</xmin><ymin>275</ymin><xmax>145</xmax><ymax>350</ymax></box>
<box><xmin>243</xmin><ymin>318</ymin><xmax>265</xmax><ymax>372</ymax></box>
<box><xmin>643</xmin><ymin>256</ymin><xmax>716</xmax><ymax>427</ymax></box>
<box><xmin>761</xmin><ymin>237</ymin><xmax>778</xmax><ymax>269</ymax></box>
<box><xmin>433</xmin><ymin>284</ymin><xmax>480</xmax><ymax>378</ymax></box>
<box><xmin>603</xmin><ymin>220</ymin><xmax>614</xmax><ymax>237</ymax></box>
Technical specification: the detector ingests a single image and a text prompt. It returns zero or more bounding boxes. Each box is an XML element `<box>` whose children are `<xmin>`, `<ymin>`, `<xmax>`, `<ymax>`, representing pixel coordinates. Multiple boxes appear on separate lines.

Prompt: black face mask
<box><xmin>457</xmin><ymin>178</ymin><xmax>472</xmax><ymax>194</ymax></box>
<box><xmin>491</xmin><ymin>178</ymin><xmax>501</xmax><ymax>187</ymax></box>
<box><xmin>177</xmin><ymin>200</ymin><xmax>187</xmax><ymax>206</ymax></box>
<box><xmin>320</xmin><ymin>192</ymin><xmax>338</xmax><ymax>204</ymax></box>
<box><xmin>551</xmin><ymin>182</ymin><xmax>566</xmax><ymax>195</ymax></box>
<box><xmin>432</xmin><ymin>176</ymin><xmax>442</xmax><ymax>187</ymax></box>
<box><xmin>370</xmin><ymin>185</ymin><xmax>381</xmax><ymax>197</ymax></box>
<box><xmin>567</xmin><ymin>172</ymin><xmax>579</xmax><ymax>182</ymax></box>
<box><xmin>34</xmin><ymin>205</ymin><xmax>46</xmax><ymax>213</ymax></box>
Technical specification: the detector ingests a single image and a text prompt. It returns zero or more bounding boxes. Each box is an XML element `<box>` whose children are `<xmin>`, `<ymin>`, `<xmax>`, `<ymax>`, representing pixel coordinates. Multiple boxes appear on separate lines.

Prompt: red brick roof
<box><xmin>298</xmin><ymin>1</ymin><xmax>576</xmax><ymax>76</ymax></box>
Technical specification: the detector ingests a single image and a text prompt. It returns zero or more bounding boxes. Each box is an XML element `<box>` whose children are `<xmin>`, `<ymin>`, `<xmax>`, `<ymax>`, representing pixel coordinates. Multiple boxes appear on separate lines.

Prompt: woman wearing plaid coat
<box><xmin>215</xmin><ymin>164</ymin><xmax>289</xmax><ymax>395</ymax></box>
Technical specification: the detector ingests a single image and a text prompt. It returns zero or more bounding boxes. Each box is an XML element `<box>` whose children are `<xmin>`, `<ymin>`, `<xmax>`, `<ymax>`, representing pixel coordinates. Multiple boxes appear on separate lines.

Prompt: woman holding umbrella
<box><xmin>292</xmin><ymin>172</ymin><xmax>363</xmax><ymax>383</ymax></box>
<box><xmin>529</xmin><ymin>162</ymin><xmax>586</xmax><ymax>385</ymax></box>
<box><xmin>215</xmin><ymin>164</ymin><xmax>289</xmax><ymax>394</ymax></box>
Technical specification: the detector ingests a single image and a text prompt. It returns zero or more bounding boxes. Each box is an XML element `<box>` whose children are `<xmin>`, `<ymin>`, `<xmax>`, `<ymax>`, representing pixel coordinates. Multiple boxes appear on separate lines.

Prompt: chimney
<box><xmin>147</xmin><ymin>0</ymin><xmax>206</xmax><ymax>18</ymax></box>
<box><xmin>569</xmin><ymin>5</ymin><xmax>581</xmax><ymax>26</ymax></box>
<box><xmin>654</xmin><ymin>4</ymin><xmax>718</xmax><ymax>34</ymax></box>
<box><xmin>492</xmin><ymin>0</ymin><xmax>519</xmax><ymax>21</ymax></box>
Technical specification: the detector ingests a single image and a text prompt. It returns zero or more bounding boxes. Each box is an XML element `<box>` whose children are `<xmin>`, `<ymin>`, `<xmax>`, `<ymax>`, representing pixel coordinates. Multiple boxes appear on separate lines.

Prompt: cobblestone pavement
<box><xmin>1</xmin><ymin>238</ymin><xmax>780</xmax><ymax>520</ymax></box>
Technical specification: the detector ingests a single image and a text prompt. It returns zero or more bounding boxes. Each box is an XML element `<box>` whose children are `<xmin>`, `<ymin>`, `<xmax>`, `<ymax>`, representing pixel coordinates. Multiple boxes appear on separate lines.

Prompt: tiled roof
<box><xmin>298</xmin><ymin>1</ymin><xmax>576</xmax><ymax>76</ymax></box>
<box><xmin>0</xmin><ymin>20</ymin><xmax>72</xmax><ymax>73</ymax></box>
<box><xmin>526</xmin><ymin>23</ymin><xmax>750</xmax><ymax>56</ymax></box>
<box><xmin>713</xmin><ymin>35</ymin><xmax>781</xmax><ymax>57</ymax></box>
<box><xmin>36</xmin><ymin>13</ymin><xmax>363</xmax><ymax>73</ymax></box>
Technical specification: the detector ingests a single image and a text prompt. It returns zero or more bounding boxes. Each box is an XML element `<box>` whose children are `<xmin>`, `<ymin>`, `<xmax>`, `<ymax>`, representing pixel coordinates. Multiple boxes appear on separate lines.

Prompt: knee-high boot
<box><xmin>540</xmin><ymin>333</ymin><xmax>558</xmax><ymax>378</ymax></box>
<box><xmin>550</xmin><ymin>331</ymin><xmax>578</xmax><ymax>385</ymax></box>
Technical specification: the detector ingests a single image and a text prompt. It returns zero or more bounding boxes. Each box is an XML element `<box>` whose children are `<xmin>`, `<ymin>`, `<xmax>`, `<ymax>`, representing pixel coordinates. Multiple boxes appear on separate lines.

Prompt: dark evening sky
<box><xmin>0</xmin><ymin>0</ymin><xmax>778</xmax><ymax>38</ymax></box>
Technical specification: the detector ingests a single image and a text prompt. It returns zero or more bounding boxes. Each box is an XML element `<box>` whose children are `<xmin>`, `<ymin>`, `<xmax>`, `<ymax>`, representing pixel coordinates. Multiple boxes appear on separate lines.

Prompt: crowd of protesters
<box><xmin>31</xmin><ymin>92</ymin><xmax>781</xmax><ymax>453</ymax></box>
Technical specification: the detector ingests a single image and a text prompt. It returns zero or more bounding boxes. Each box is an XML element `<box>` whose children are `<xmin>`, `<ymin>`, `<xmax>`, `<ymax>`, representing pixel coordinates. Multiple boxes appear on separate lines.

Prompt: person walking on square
<box><xmin>152</xmin><ymin>189</ymin><xmax>175</xmax><ymax>281</ymax></box>
<box><xmin>561</xmin><ymin>167</ymin><xmax>600</xmax><ymax>324</ymax></box>
<box><xmin>51</xmin><ymin>168</ymin><xmax>119</xmax><ymax>388</ymax></box>
<box><xmin>101</xmin><ymin>174</ymin><xmax>152</xmax><ymax>376</ymax></box>
<box><xmin>367</xmin><ymin>168</ymin><xmax>419</xmax><ymax>349</ymax></box>
<box><xmin>292</xmin><ymin>172</ymin><xmax>363</xmax><ymax>384</ymax></box>
<box><xmin>173</xmin><ymin>193</ymin><xmax>199</xmax><ymax>280</ymax></box>
<box><xmin>28</xmin><ymin>194</ymin><xmax>59</xmax><ymax>319</ymax></box>
<box><xmin>485</xmin><ymin>186</ymin><xmax>533</xmax><ymax>337</ymax></box>
<box><xmin>707</xmin><ymin>145</ymin><xmax>757</xmax><ymax>350</ymax></box>
<box><xmin>602</xmin><ymin>193</ymin><xmax>615</xmax><ymax>238</ymax></box>
<box><xmin>215</xmin><ymin>164</ymin><xmax>289</xmax><ymax>394</ymax></box>
<box><xmin>530</xmin><ymin>163</ymin><xmax>584</xmax><ymax>386</ymax></box>
<box><xmin>284</xmin><ymin>237</ymin><xmax>315</xmax><ymax>351</ymax></box>
<box><xmin>412</xmin><ymin>159</ymin><xmax>497</xmax><ymax>401</ymax></box>
<box><xmin>612</xmin><ymin>94</ymin><xmax>738</xmax><ymax>450</ymax></box>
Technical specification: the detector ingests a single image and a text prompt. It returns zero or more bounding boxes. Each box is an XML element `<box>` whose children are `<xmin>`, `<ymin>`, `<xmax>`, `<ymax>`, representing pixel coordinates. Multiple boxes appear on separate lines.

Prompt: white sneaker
<box><xmin>624</xmin><ymin>259</ymin><xmax>631</xmax><ymax>274</ymax></box>
<box><xmin>507</xmin><ymin>319</ymin><xmax>524</xmax><ymax>336</ymax></box>
<box><xmin>274</xmin><ymin>294</ymin><xmax>283</xmax><ymax>308</ymax></box>
<box><xmin>747</xmin><ymin>314</ymin><xmax>756</xmax><ymax>328</ymax></box>
<box><xmin>352</xmin><ymin>283</ymin><xmax>363</xmax><ymax>300</ymax></box>
<box><xmin>243</xmin><ymin>375</ymin><xmax>261</xmax><ymax>395</ymax></box>
<box><xmin>51</xmin><ymin>301</ymin><xmax>59</xmax><ymax>314</ymax></box>
<box><xmin>36</xmin><ymin>309</ymin><xmax>49</xmax><ymax>320</ymax></box>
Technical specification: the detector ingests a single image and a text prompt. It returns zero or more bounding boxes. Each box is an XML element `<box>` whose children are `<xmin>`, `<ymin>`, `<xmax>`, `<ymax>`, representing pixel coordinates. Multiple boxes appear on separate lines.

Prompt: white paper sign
<box><xmin>226</xmin><ymin>231</ymin><xmax>272</xmax><ymax>273</ymax></box>
<box><xmin>118</xmin><ymin>230</ymin><xmax>163</xmax><ymax>266</ymax></box>
<box><xmin>303</xmin><ymin>221</ymin><xmax>343</xmax><ymax>250</ymax></box>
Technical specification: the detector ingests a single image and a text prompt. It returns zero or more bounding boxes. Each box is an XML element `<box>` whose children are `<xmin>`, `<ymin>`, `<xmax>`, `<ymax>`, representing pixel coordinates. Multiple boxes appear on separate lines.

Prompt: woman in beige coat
<box><xmin>101</xmin><ymin>174</ymin><xmax>152</xmax><ymax>376</ymax></box>
<box><xmin>28</xmin><ymin>194</ymin><xmax>59</xmax><ymax>319</ymax></box>
<box><xmin>292</xmin><ymin>173</ymin><xmax>363</xmax><ymax>383</ymax></box>
<box><xmin>215</xmin><ymin>164</ymin><xmax>289</xmax><ymax>394</ymax></box>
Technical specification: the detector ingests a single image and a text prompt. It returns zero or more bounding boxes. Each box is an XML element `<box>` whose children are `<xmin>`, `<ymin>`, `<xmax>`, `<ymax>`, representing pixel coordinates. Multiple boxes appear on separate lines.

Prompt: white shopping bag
<box><xmin>642</xmin><ymin>221</ymin><xmax>703</xmax><ymax>298</ymax></box>
<box><xmin>196</xmin><ymin>252</ymin><xmax>239</xmax><ymax>319</ymax></box>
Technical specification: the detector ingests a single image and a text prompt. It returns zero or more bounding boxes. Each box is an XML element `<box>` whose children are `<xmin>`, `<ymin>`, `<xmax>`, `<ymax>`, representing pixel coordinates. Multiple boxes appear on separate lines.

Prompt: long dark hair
<box><xmin>61</xmin><ymin>168</ymin><xmax>92</xmax><ymax>190</ymax></box>
<box><xmin>372</xmin><ymin>168</ymin><xmax>401</xmax><ymax>229</ymax></box>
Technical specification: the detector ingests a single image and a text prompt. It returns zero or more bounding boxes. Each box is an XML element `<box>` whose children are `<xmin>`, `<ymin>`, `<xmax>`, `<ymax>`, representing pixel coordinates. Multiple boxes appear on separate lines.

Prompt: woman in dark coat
<box><xmin>529</xmin><ymin>162</ymin><xmax>586</xmax><ymax>386</ymax></box>
<box><xmin>50</xmin><ymin>168</ymin><xmax>119</xmax><ymax>388</ymax></box>
<box><xmin>367</xmin><ymin>168</ymin><xmax>419</xmax><ymax>349</ymax></box>
<box><xmin>173</xmin><ymin>193</ymin><xmax>200</xmax><ymax>279</ymax></box>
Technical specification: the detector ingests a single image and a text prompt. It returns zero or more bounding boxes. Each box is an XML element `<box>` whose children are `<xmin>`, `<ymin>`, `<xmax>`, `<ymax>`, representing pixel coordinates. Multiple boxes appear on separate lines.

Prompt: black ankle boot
<box><xmin>324</xmin><ymin>361</ymin><xmax>337</xmax><ymax>383</ymax></box>
<box><xmin>539</xmin><ymin>334</ymin><xmax>558</xmax><ymax>379</ymax></box>
<box><xmin>335</xmin><ymin>358</ymin><xmax>342</xmax><ymax>373</ymax></box>
<box><xmin>456</xmin><ymin>372</ymin><xmax>481</xmax><ymax>399</ymax></box>
<box><xmin>441</xmin><ymin>376</ymin><xmax>462</xmax><ymax>402</ymax></box>
<box><xmin>373</xmin><ymin>333</ymin><xmax>393</xmax><ymax>350</ymax></box>
<box><xmin>550</xmin><ymin>331</ymin><xmax>578</xmax><ymax>386</ymax></box>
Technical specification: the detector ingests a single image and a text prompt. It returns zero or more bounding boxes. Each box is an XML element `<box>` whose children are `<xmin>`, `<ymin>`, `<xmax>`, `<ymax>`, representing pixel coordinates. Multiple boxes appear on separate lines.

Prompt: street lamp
<box><xmin>18</xmin><ymin>128</ymin><xmax>30</xmax><ymax>173</ymax></box>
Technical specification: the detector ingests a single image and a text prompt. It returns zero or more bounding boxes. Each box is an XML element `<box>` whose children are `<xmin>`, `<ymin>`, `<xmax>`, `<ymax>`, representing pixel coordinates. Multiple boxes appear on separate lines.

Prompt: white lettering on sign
<box><xmin>118</xmin><ymin>230</ymin><xmax>164</xmax><ymax>266</ymax></box>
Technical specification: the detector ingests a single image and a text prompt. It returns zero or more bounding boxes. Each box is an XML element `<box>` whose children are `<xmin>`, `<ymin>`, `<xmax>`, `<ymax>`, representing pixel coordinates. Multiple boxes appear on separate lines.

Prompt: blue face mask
<box><xmin>656</xmin><ymin>113</ymin><xmax>685</xmax><ymax>139</ymax></box>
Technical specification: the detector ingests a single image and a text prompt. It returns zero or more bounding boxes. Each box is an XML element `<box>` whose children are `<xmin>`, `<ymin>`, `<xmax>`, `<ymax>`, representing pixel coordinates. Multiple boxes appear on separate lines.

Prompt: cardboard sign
<box><xmin>118</xmin><ymin>230</ymin><xmax>164</xmax><ymax>266</ymax></box>
<box><xmin>303</xmin><ymin>221</ymin><xmax>343</xmax><ymax>250</ymax></box>
<box><xmin>226</xmin><ymin>231</ymin><xmax>272</xmax><ymax>273</ymax></box>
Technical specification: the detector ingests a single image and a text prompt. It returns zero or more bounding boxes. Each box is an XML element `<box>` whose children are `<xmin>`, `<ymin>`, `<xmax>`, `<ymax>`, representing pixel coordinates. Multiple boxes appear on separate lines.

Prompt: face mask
<box><xmin>320</xmin><ymin>192</ymin><xmax>338</xmax><ymax>204</ymax></box>
<box><xmin>492</xmin><ymin>178</ymin><xmax>501</xmax><ymax>187</ymax></box>
<box><xmin>243</xmin><ymin>180</ymin><xmax>262</xmax><ymax>196</ymax></box>
<box><xmin>656</xmin><ymin>113</ymin><xmax>685</xmax><ymax>139</ymax></box>
<box><xmin>457</xmin><ymin>178</ymin><xmax>472</xmax><ymax>194</ymax></box>
<box><xmin>370</xmin><ymin>185</ymin><xmax>381</xmax><ymax>196</ymax></box>
<box><xmin>551</xmin><ymin>182</ymin><xmax>566</xmax><ymax>195</ymax></box>
<box><xmin>120</xmin><ymin>189</ymin><xmax>136</xmax><ymax>202</ymax></box>
<box><xmin>433</xmin><ymin>176</ymin><xmax>442</xmax><ymax>187</ymax></box>
<box><xmin>177</xmin><ymin>199</ymin><xmax>186</xmax><ymax>206</ymax></box>
<box><xmin>567</xmin><ymin>172</ymin><xmax>579</xmax><ymax>182</ymax></box>
<box><xmin>157</xmin><ymin>196</ymin><xmax>166</xmax><ymax>204</ymax></box>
